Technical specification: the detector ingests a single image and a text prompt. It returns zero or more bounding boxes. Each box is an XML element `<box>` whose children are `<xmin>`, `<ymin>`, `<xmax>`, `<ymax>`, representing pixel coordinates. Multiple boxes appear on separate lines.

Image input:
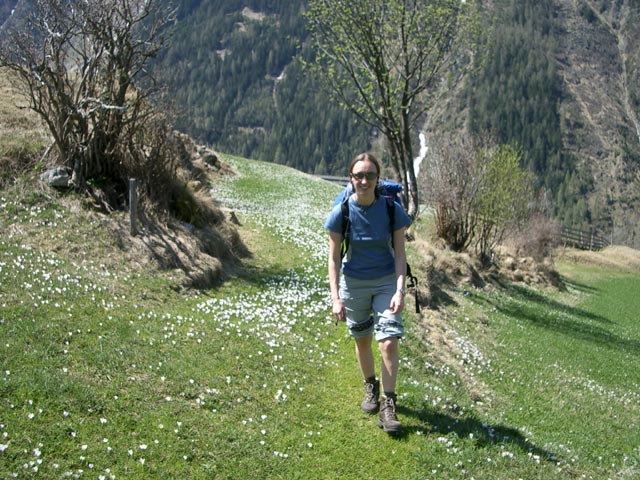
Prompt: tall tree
<box><xmin>304</xmin><ymin>0</ymin><xmax>480</xmax><ymax>217</ymax></box>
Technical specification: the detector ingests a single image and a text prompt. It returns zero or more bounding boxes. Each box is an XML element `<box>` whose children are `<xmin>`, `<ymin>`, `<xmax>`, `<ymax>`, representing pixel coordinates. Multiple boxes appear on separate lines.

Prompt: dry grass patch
<box><xmin>0</xmin><ymin>68</ymin><xmax>50</xmax><ymax>185</ymax></box>
<box><xmin>0</xmin><ymin>68</ymin><xmax>44</xmax><ymax>132</ymax></box>
<box><xmin>412</xmin><ymin>239</ymin><xmax>563</xmax><ymax>309</ymax></box>
<box><xmin>556</xmin><ymin>245</ymin><xmax>640</xmax><ymax>272</ymax></box>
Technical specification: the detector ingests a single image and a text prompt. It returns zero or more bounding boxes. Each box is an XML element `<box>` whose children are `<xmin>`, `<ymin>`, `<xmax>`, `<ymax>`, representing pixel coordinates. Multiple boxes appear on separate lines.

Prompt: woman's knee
<box><xmin>355</xmin><ymin>334</ymin><xmax>373</xmax><ymax>349</ymax></box>
<box><xmin>378</xmin><ymin>337</ymin><xmax>398</xmax><ymax>355</ymax></box>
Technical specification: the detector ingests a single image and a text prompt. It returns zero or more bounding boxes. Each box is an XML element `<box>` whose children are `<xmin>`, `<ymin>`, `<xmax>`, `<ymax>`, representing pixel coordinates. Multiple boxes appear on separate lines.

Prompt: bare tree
<box><xmin>423</xmin><ymin>135</ymin><xmax>481</xmax><ymax>252</ymax></box>
<box><xmin>304</xmin><ymin>0</ymin><xmax>480</xmax><ymax>218</ymax></box>
<box><xmin>0</xmin><ymin>0</ymin><xmax>176</xmax><ymax>197</ymax></box>
<box><xmin>425</xmin><ymin>134</ymin><xmax>536</xmax><ymax>263</ymax></box>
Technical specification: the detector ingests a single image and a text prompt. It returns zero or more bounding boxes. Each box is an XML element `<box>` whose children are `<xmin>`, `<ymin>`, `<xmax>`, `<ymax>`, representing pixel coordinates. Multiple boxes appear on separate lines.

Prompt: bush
<box><xmin>423</xmin><ymin>135</ymin><xmax>481</xmax><ymax>252</ymax></box>
<box><xmin>0</xmin><ymin>0</ymin><xmax>176</xmax><ymax>211</ymax></box>
<box><xmin>473</xmin><ymin>143</ymin><xmax>535</xmax><ymax>264</ymax></box>
<box><xmin>509</xmin><ymin>213</ymin><xmax>561</xmax><ymax>262</ymax></box>
<box><xmin>424</xmin><ymin>135</ymin><xmax>538</xmax><ymax>264</ymax></box>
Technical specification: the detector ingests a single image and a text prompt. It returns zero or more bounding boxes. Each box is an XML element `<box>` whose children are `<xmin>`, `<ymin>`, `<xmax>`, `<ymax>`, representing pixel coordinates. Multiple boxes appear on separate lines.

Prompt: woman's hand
<box><xmin>390</xmin><ymin>291</ymin><xmax>404</xmax><ymax>314</ymax></box>
<box><xmin>332</xmin><ymin>298</ymin><xmax>346</xmax><ymax>322</ymax></box>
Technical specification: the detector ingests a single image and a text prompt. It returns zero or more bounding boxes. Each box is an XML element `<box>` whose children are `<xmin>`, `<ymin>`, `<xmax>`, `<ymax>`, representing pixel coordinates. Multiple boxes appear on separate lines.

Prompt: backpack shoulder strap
<box><xmin>385</xmin><ymin>196</ymin><xmax>395</xmax><ymax>248</ymax></box>
<box><xmin>386</xmin><ymin>196</ymin><xmax>395</xmax><ymax>225</ymax></box>
<box><xmin>340</xmin><ymin>194</ymin><xmax>350</xmax><ymax>258</ymax></box>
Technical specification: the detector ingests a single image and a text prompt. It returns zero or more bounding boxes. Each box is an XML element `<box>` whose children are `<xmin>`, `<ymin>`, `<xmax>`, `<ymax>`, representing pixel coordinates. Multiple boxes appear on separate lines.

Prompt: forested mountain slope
<box><xmin>1</xmin><ymin>0</ymin><xmax>639</xmax><ymax>246</ymax></box>
<box><xmin>157</xmin><ymin>0</ymin><xmax>640</xmax><ymax>246</ymax></box>
<box><xmin>555</xmin><ymin>0</ymin><xmax>640</xmax><ymax>244</ymax></box>
<box><xmin>152</xmin><ymin>0</ymin><xmax>371</xmax><ymax>175</ymax></box>
<box><xmin>451</xmin><ymin>0</ymin><xmax>640</xmax><ymax>245</ymax></box>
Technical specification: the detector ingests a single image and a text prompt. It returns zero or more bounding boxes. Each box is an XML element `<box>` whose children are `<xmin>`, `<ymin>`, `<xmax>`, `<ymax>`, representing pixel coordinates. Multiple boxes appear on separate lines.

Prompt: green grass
<box><xmin>1</xmin><ymin>154</ymin><xmax>639</xmax><ymax>479</ymax></box>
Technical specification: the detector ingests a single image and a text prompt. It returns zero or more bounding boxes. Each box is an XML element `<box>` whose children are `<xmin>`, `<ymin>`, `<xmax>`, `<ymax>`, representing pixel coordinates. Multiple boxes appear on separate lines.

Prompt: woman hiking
<box><xmin>324</xmin><ymin>152</ymin><xmax>411</xmax><ymax>434</ymax></box>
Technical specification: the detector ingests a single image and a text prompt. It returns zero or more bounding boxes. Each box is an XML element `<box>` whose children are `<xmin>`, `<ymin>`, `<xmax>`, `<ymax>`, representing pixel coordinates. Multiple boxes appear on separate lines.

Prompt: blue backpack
<box><xmin>335</xmin><ymin>181</ymin><xmax>420</xmax><ymax>313</ymax></box>
<box><xmin>332</xmin><ymin>180</ymin><xmax>403</xmax><ymax>207</ymax></box>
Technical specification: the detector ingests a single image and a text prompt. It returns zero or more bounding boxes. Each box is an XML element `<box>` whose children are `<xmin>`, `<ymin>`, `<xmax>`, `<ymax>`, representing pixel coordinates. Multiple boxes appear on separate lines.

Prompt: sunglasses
<box><xmin>351</xmin><ymin>171</ymin><xmax>378</xmax><ymax>181</ymax></box>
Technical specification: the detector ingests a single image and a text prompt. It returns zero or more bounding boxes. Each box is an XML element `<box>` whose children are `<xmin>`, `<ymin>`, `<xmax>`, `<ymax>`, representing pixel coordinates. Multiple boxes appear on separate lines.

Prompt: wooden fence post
<box><xmin>129</xmin><ymin>178</ymin><xmax>137</xmax><ymax>236</ymax></box>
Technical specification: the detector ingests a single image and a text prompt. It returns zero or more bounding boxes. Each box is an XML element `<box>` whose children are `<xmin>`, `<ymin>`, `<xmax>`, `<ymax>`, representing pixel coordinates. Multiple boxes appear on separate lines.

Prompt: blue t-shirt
<box><xmin>324</xmin><ymin>195</ymin><xmax>412</xmax><ymax>279</ymax></box>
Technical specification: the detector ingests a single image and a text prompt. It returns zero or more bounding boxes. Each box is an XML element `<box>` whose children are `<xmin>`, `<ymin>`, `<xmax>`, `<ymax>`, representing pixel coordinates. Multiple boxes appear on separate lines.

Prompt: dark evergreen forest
<box><xmin>154</xmin><ymin>0</ymin><xmax>371</xmax><ymax>175</ymax></box>
<box><xmin>2</xmin><ymin>0</ymin><xmax>638</xmax><ymax>239</ymax></box>
<box><xmin>153</xmin><ymin>0</ymin><xmax>629</xmax><ymax>233</ymax></box>
<box><xmin>465</xmin><ymin>0</ymin><xmax>592</xmax><ymax>226</ymax></box>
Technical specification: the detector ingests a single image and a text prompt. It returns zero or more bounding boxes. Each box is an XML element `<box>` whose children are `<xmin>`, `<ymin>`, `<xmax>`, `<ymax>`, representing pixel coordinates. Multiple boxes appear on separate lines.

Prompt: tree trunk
<box><xmin>401</xmin><ymin>111</ymin><xmax>419</xmax><ymax>219</ymax></box>
<box><xmin>384</xmin><ymin>117</ymin><xmax>420</xmax><ymax>219</ymax></box>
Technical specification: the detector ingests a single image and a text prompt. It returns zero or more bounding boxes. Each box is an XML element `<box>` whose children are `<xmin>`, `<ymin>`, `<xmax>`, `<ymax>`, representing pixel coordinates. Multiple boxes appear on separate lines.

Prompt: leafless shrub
<box><xmin>423</xmin><ymin>135</ymin><xmax>481</xmax><ymax>252</ymax></box>
<box><xmin>0</xmin><ymin>0</ymin><xmax>177</xmax><ymax>210</ymax></box>
<box><xmin>509</xmin><ymin>212</ymin><xmax>561</xmax><ymax>262</ymax></box>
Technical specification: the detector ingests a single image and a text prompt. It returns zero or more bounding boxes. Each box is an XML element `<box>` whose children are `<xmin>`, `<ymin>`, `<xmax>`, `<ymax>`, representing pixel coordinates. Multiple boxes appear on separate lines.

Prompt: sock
<box><xmin>365</xmin><ymin>375</ymin><xmax>377</xmax><ymax>384</ymax></box>
<box><xmin>384</xmin><ymin>391</ymin><xmax>396</xmax><ymax>399</ymax></box>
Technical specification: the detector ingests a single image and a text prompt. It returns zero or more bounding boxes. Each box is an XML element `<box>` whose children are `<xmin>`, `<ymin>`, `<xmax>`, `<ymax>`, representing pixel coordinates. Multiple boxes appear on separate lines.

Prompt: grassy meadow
<box><xmin>1</xmin><ymin>154</ymin><xmax>639</xmax><ymax>479</ymax></box>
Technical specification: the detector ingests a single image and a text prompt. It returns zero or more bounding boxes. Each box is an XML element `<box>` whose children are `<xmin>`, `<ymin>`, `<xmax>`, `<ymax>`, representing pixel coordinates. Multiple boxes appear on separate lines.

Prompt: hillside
<box><xmin>2</xmin><ymin>61</ymin><xmax>640</xmax><ymax>475</ymax></box>
<box><xmin>150</xmin><ymin>0</ymin><xmax>371</xmax><ymax>175</ymax></box>
<box><xmin>442</xmin><ymin>0</ymin><xmax>640</xmax><ymax>246</ymax></box>
<box><xmin>2</xmin><ymin>2</ymin><xmax>640</xmax><ymax>475</ymax></box>
<box><xmin>555</xmin><ymin>0</ymin><xmax>640</xmax><ymax>244</ymax></box>
<box><xmin>2</xmin><ymin>0</ymin><xmax>639</xmax><ymax>246</ymax></box>
<box><xmin>2</xmin><ymin>141</ymin><xmax>640</xmax><ymax>478</ymax></box>
<box><xmin>160</xmin><ymin>0</ymin><xmax>640</xmax><ymax>248</ymax></box>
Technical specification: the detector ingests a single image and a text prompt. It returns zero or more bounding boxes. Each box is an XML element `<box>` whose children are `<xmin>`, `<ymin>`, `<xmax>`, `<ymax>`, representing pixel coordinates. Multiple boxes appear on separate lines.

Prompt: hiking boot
<box><xmin>378</xmin><ymin>395</ymin><xmax>402</xmax><ymax>434</ymax></box>
<box><xmin>360</xmin><ymin>379</ymin><xmax>380</xmax><ymax>414</ymax></box>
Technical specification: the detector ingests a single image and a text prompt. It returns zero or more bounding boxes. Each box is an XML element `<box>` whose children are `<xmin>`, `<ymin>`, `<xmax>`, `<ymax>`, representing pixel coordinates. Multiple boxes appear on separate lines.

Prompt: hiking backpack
<box><xmin>333</xmin><ymin>180</ymin><xmax>403</xmax><ymax>207</ymax></box>
<box><xmin>337</xmin><ymin>183</ymin><xmax>420</xmax><ymax>313</ymax></box>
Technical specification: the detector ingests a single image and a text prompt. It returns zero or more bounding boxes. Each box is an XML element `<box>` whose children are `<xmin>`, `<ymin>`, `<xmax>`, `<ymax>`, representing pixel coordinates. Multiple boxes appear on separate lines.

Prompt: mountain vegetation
<box><xmin>152</xmin><ymin>0</ymin><xmax>371</xmax><ymax>175</ymax></box>
<box><xmin>460</xmin><ymin>0</ymin><xmax>640</xmax><ymax>245</ymax></box>
<box><xmin>1</xmin><ymin>0</ymin><xmax>639</xmax><ymax>246</ymax></box>
<box><xmin>150</xmin><ymin>0</ymin><xmax>640</xmax><ymax>247</ymax></box>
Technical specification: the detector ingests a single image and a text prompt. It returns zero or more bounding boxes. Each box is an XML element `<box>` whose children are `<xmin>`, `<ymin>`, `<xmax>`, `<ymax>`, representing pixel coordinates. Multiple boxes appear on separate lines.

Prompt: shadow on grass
<box><xmin>560</xmin><ymin>276</ymin><xmax>599</xmax><ymax>295</ymax></box>
<box><xmin>467</xmin><ymin>280</ymin><xmax>640</xmax><ymax>356</ymax></box>
<box><xmin>496</xmin><ymin>277</ymin><xmax>606</xmax><ymax>322</ymax></box>
<box><xmin>394</xmin><ymin>406</ymin><xmax>558</xmax><ymax>463</ymax></box>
